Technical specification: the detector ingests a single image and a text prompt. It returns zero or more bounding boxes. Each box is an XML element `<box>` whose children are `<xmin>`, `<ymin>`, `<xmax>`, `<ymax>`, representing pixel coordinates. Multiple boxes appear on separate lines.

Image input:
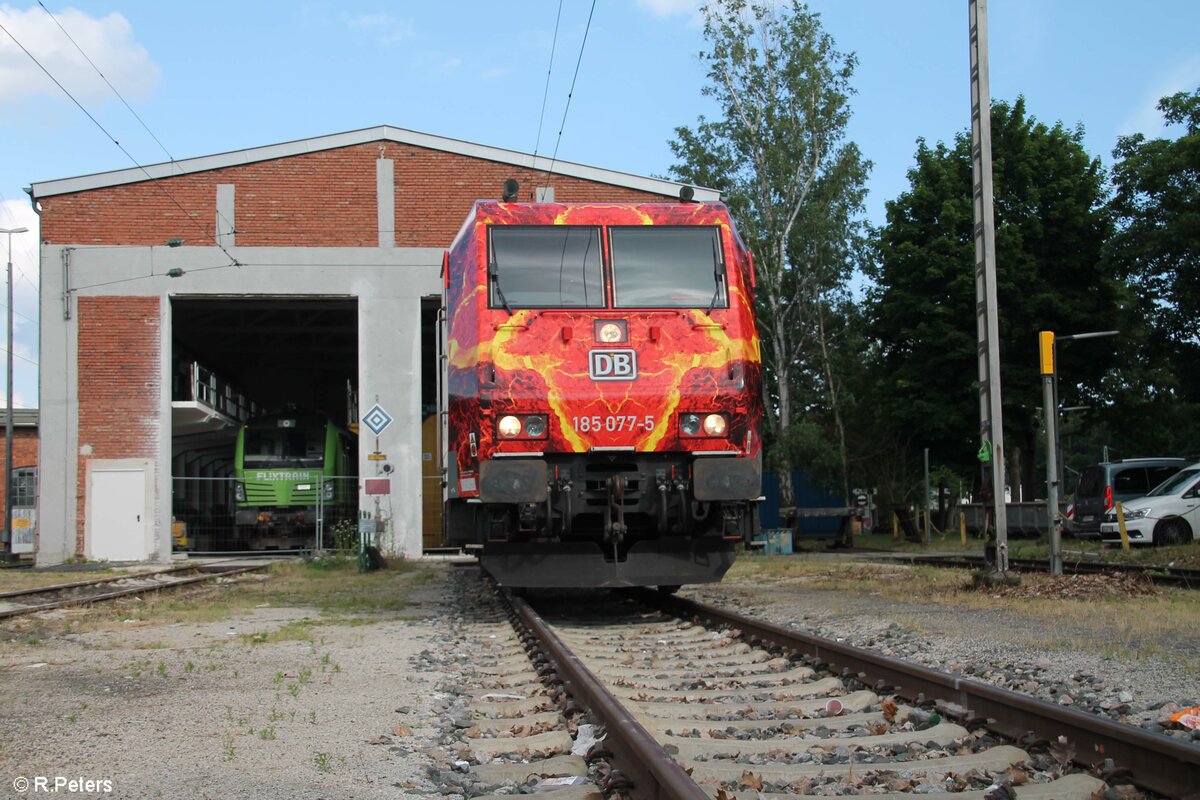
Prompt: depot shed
<box><xmin>29</xmin><ymin>126</ymin><xmax>718</xmax><ymax>566</ymax></box>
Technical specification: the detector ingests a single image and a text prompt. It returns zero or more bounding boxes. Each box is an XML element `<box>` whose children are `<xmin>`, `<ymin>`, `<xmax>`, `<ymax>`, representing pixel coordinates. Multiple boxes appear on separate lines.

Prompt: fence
<box><xmin>171</xmin><ymin>475</ymin><xmax>359</xmax><ymax>553</ymax></box>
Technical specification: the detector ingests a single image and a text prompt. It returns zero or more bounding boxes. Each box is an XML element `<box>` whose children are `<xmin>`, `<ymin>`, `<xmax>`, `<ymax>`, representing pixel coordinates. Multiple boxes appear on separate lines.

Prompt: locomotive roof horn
<box><xmin>679</xmin><ymin>185</ymin><xmax>695</xmax><ymax>202</ymax></box>
<box><xmin>502</xmin><ymin>178</ymin><xmax>520</xmax><ymax>202</ymax></box>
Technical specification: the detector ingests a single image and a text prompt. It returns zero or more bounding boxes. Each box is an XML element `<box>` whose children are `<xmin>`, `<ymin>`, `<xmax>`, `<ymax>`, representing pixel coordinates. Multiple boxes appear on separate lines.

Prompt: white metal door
<box><xmin>90</xmin><ymin>469</ymin><xmax>148</xmax><ymax>561</ymax></box>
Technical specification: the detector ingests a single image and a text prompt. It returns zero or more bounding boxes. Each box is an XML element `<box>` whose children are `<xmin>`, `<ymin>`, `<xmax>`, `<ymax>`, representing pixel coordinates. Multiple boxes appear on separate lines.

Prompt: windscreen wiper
<box><xmin>488</xmin><ymin>253</ymin><xmax>513</xmax><ymax>315</ymax></box>
<box><xmin>705</xmin><ymin>236</ymin><xmax>725</xmax><ymax>315</ymax></box>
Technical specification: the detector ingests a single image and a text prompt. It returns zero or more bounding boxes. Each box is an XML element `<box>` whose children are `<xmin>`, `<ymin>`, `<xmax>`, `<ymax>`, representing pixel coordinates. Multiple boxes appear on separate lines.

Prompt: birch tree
<box><xmin>670</xmin><ymin>0</ymin><xmax>868</xmax><ymax>507</ymax></box>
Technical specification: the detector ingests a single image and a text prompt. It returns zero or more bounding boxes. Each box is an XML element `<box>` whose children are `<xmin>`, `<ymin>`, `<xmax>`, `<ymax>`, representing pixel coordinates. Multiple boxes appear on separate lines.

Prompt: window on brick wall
<box><xmin>10</xmin><ymin>467</ymin><xmax>36</xmax><ymax>507</ymax></box>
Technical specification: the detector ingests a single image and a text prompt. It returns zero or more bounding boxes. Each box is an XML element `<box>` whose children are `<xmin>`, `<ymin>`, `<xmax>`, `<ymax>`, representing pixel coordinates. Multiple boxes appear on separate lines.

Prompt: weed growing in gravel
<box><xmin>156</xmin><ymin>661</ymin><xmax>167</xmax><ymax>677</ymax></box>
<box><xmin>185</xmin><ymin>661</ymin><xmax>195</xmax><ymax>673</ymax></box>
<box><xmin>313</xmin><ymin>752</ymin><xmax>331</xmax><ymax>772</ymax></box>
<box><xmin>222</xmin><ymin>734</ymin><xmax>236</xmax><ymax>761</ymax></box>
<box><xmin>287</xmin><ymin>683</ymin><xmax>300</xmax><ymax>699</ymax></box>
<box><xmin>258</xmin><ymin>725</ymin><xmax>276</xmax><ymax>741</ymax></box>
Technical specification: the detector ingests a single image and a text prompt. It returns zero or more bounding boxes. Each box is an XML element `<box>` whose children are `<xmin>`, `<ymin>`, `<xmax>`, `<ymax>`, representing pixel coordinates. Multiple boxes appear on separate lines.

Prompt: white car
<box><xmin>1100</xmin><ymin>463</ymin><xmax>1200</xmax><ymax>545</ymax></box>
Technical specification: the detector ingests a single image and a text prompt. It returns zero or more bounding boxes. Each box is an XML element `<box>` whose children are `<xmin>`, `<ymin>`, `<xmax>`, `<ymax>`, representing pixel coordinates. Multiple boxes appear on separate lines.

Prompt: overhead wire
<box><xmin>0</xmin><ymin>345</ymin><xmax>38</xmax><ymax>368</ymax></box>
<box><xmin>546</xmin><ymin>0</ymin><xmax>598</xmax><ymax>181</ymax></box>
<box><xmin>0</xmin><ymin>18</ymin><xmax>242</xmax><ymax>269</ymax></box>
<box><xmin>0</xmin><ymin>189</ymin><xmax>41</xmax><ymax>292</ymax></box>
<box><xmin>36</xmin><ymin>0</ymin><xmax>176</xmax><ymax>164</ymax></box>
<box><xmin>532</xmin><ymin>0</ymin><xmax>564</xmax><ymax>163</ymax></box>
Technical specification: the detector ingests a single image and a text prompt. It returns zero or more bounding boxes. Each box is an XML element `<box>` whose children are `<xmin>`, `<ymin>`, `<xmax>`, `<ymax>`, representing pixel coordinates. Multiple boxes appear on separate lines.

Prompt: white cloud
<box><xmin>0</xmin><ymin>4</ymin><xmax>159</xmax><ymax>105</ymax></box>
<box><xmin>345</xmin><ymin>12</ymin><xmax>414</xmax><ymax>45</ymax></box>
<box><xmin>1117</xmin><ymin>55</ymin><xmax>1200</xmax><ymax>139</ymax></box>
<box><xmin>636</xmin><ymin>0</ymin><xmax>699</xmax><ymax>17</ymax></box>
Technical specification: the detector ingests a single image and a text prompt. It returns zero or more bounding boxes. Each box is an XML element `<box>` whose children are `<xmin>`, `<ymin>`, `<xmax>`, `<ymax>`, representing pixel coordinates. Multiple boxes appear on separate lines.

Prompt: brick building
<box><xmin>0</xmin><ymin>409</ymin><xmax>38</xmax><ymax>556</ymax></box>
<box><xmin>29</xmin><ymin>127</ymin><xmax>716</xmax><ymax>565</ymax></box>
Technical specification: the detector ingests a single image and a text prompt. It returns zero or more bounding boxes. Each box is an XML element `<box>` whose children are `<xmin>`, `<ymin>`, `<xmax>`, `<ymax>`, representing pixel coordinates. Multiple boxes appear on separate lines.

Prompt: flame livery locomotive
<box><xmin>442</xmin><ymin>197</ymin><xmax>763</xmax><ymax>588</ymax></box>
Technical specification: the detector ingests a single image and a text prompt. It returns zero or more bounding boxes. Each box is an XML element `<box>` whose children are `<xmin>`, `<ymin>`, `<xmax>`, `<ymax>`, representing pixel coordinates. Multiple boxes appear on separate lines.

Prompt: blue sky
<box><xmin>1</xmin><ymin>0</ymin><xmax>1198</xmax><ymax>409</ymax></box>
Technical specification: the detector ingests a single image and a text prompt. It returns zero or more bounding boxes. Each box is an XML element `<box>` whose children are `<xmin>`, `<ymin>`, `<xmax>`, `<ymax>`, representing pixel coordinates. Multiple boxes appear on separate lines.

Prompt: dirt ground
<box><xmin>0</xmin><ymin>566</ymin><xmax>449</xmax><ymax>800</ymax></box>
<box><xmin>2</xmin><ymin>553</ymin><xmax>1196</xmax><ymax>800</ymax></box>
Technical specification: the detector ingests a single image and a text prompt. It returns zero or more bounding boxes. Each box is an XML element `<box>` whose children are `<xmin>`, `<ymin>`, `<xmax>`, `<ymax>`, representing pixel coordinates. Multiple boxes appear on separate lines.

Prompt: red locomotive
<box><xmin>441</xmin><ymin>190</ymin><xmax>762</xmax><ymax>588</ymax></box>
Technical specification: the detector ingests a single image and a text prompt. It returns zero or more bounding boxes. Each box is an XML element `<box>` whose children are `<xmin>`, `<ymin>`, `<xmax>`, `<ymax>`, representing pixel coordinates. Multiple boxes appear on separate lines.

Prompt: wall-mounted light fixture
<box><xmin>166</xmin><ymin>268</ymin><xmax>185</xmax><ymax>278</ymax></box>
<box><xmin>166</xmin><ymin>238</ymin><xmax>184</xmax><ymax>248</ymax></box>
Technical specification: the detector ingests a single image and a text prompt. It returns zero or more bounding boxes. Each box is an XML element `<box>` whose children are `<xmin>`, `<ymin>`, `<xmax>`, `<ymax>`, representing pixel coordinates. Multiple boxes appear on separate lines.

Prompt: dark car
<box><xmin>1071</xmin><ymin>458</ymin><xmax>1191</xmax><ymax>538</ymax></box>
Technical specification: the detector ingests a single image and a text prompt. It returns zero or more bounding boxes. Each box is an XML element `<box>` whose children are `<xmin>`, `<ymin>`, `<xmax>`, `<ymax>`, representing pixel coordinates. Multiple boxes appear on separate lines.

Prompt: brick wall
<box><xmin>39</xmin><ymin>141</ymin><xmax>671</xmax><ymax>248</ymax></box>
<box><xmin>76</xmin><ymin>297</ymin><xmax>160</xmax><ymax>554</ymax></box>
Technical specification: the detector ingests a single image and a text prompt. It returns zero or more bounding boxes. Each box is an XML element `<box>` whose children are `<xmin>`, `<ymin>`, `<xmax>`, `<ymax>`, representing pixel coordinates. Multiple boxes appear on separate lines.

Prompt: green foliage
<box><xmin>670</xmin><ymin>0</ymin><xmax>869</xmax><ymax>504</ymax></box>
<box><xmin>867</xmin><ymin>98</ymin><xmax>1119</xmax><ymax>497</ymax></box>
<box><xmin>1108</xmin><ymin>88</ymin><xmax>1200</xmax><ymax>350</ymax></box>
<box><xmin>1099</xmin><ymin>87</ymin><xmax>1200</xmax><ymax>457</ymax></box>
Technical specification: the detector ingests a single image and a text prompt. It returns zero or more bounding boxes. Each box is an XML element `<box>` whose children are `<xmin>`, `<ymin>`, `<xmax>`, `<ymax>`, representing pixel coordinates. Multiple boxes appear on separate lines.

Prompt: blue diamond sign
<box><xmin>362</xmin><ymin>404</ymin><xmax>393</xmax><ymax>435</ymax></box>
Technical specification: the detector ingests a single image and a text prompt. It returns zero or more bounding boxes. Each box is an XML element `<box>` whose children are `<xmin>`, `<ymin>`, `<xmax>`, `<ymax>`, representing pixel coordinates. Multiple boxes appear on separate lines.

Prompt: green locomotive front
<box><xmin>233</xmin><ymin>410</ymin><xmax>355</xmax><ymax>550</ymax></box>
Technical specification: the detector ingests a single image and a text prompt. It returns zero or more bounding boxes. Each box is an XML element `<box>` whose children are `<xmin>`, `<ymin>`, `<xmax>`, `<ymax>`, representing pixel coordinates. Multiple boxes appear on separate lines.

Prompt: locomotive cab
<box><xmin>442</xmin><ymin>199</ymin><xmax>763</xmax><ymax>588</ymax></box>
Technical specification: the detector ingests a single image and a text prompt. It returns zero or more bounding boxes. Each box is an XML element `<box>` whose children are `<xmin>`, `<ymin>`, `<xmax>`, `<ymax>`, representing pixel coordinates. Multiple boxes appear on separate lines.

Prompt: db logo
<box><xmin>589</xmin><ymin>349</ymin><xmax>638</xmax><ymax>381</ymax></box>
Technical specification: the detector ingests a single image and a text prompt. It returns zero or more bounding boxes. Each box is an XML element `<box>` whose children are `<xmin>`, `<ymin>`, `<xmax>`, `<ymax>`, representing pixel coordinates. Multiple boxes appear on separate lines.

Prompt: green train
<box><xmin>233</xmin><ymin>410</ymin><xmax>357</xmax><ymax>550</ymax></box>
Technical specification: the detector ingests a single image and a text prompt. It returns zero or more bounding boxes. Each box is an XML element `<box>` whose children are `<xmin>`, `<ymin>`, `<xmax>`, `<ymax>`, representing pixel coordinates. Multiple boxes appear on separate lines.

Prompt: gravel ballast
<box><xmin>1</xmin><ymin>557</ymin><xmax>1197</xmax><ymax>799</ymax></box>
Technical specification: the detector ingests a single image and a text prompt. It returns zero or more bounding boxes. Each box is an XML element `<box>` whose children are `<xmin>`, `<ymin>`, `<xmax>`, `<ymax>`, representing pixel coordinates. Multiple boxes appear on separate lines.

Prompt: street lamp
<box><xmin>1040</xmin><ymin>329</ymin><xmax>1119</xmax><ymax>575</ymax></box>
<box><xmin>1</xmin><ymin>226</ymin><xmax>28</xmax><ymax>560</ymax></box>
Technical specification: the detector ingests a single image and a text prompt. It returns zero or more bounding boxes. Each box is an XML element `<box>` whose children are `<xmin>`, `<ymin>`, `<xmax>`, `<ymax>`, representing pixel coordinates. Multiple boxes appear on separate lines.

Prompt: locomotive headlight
<box><xmin>523</xmin><ymin>415</ymin><xmax>547</xmax><ymax>438</ymax></box>
<box><xmin>498</xmin><ymin>415</ymin><xmax>523</xmax><ymax>438</ymax></box>
<box><xmin>680</xmin><ymin>413</ymin><xmax>701</xmax><ymax>436</ymax></box>
<box><xmin>598</xmin><ymin>322</ymin><xmax>623</xmax><ymax>342</ymax></box>
<box><xmin>702</xmin><ymin>413</ymin><xmax>728</xmax><ymax>437</ymax></box>
<box><xmin>234</xmin><ymin>482</ymin><xmax>246</xmax><ymax>502</ymax></box>
<box><xmin>594</xmin><ymin>319</ymin><xmax>628</xmax><ymax>343</ymax></box>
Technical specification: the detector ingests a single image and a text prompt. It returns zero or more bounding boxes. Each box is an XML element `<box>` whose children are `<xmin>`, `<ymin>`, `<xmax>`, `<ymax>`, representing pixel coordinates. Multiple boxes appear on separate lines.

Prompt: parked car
<box><xmin>1100</xmin><ymin>463</ymin><xmax>1200</xmax><ymax>545</ymax></box>
<box><xmin>1071</xmin><ymin>458</ymin><xmax>1191</xmax><ymax>538</ymax></box>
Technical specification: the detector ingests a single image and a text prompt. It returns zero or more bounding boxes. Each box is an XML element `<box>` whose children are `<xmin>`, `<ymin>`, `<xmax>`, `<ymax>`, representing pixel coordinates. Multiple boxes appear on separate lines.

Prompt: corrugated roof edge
<box><xmin>0</xmin><ymin>409</ymin><xmax>38</xmax><ymax>427</ymax></box>
<box><xmin>26</xmin><ymin>125</ymin><xmax>721</xmax><ymax>203</ymax></box>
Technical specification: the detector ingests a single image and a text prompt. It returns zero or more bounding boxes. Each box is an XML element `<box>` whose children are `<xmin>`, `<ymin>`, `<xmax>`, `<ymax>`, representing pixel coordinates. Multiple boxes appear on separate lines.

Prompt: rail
<box><xmin>505</xmin><ymin>590</ymin><xmax>708</xmax><ymax>800</ymax></box>
<box><xmin>647</xmin><ymin>591</ymin><xmax>1200</xmax><ymax>798</ymax></box>
<box><xmin>0</xmin><ymin>564</ymin><xmax>269</xmax><ymax>620</ymax></box>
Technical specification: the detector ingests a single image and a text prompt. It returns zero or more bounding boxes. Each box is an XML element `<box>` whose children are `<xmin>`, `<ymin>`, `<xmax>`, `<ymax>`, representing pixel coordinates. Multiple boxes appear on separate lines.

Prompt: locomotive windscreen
<box><xmin>243</xmin><ymin>427</ymin><xmax>326</xmax><ymax>468</ymax></box>
<box><xmin>610</xmin><ymin>226</ymin><xmax>726</xmax><ymax>308</ymax></box>
<box><xmin>489</xmin><ymin>226</ymin><xmax>604</xmax><ymax>308</ymax></box>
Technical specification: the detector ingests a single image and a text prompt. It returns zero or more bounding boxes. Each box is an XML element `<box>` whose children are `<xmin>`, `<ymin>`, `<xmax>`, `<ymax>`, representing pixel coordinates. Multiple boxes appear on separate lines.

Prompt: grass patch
<box><xmin>0</xmin><ymin>567</ymin><xmax>130</xmax><ymax>592</ymax></box>
<box><xmin>29</xmin><ymin>559</ymin><xmax>438</xmax><ymax>635</ymax></box>
<box><xmin>727</xmin><ymin>551</ymin><xmax>1200</xmax><ymax>671</ymax></box>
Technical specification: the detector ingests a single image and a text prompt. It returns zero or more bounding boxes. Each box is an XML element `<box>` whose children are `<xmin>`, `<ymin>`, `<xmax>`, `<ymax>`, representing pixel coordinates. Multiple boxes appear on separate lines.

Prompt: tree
<box><xmin>1087</xmin><ymin>87</ymin><xmax>1200</xmax><ymax>463</ymax></box>
<box><xmin>1108</xmin><ymin>88</ymin><xmax>1200</xmax><ymax>349</ymax></box>
<box><xmin>669</xmin><ymin>0</ymin><xmax>869</xmax><ymax>506</ymax></box>
<box><xmin>867</xmin><ymin>98</ymin><xmax>1120</xmax><ymax>501</ymax></box>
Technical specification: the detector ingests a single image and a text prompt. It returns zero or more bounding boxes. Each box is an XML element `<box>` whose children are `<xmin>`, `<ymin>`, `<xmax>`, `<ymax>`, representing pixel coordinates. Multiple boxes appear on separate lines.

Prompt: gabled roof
<box><xmin>28</xmin><ymin>125</ymin><xmax>721</xmax><ymax>202</ymax></box>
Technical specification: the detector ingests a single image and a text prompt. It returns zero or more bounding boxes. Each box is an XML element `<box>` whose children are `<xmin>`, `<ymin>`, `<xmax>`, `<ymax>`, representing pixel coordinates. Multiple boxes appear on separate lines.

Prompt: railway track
<box><xmin>440</xmin><ymin>571</ymin><xmax>1198</xmax><ymax>799</ymax></box>
<box><xmin>0</xmin><ymin>563</ymin><xmax>270</xmax><ymax>620</ymax></box>
<box><xmin>897</xmin><ymin>553</ymin><xmax>1200</xmax><ymax>588</ymax></box>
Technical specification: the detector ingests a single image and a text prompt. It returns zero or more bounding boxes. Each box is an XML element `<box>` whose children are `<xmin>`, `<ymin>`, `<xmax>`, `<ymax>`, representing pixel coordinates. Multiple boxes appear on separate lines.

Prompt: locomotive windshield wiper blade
<box><xmin>706</xmin><ymin>235</ymin><xmax>725</xmax><ymax>315</ymax></box>
<box><xmin>487</xmin><ymin>256</ymin><xmax>513</xmax><ymax>315</ymax></box>
<box><xmin>705</xmin><ymin>282</ymin><xmax>722</xmax><ymax>316</ymax></box>
<box><xmin>493</xmin><ymin>280</ymin><xmax>513</xmax><ymax>315</ymax></box>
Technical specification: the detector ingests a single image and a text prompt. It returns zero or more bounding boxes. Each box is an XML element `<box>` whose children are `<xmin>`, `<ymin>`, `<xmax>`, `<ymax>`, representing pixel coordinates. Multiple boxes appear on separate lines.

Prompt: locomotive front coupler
<box><xmin>603</xmin><ymin>474</ymin><xmax>628</xmax><ymax>545</ymax></box>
